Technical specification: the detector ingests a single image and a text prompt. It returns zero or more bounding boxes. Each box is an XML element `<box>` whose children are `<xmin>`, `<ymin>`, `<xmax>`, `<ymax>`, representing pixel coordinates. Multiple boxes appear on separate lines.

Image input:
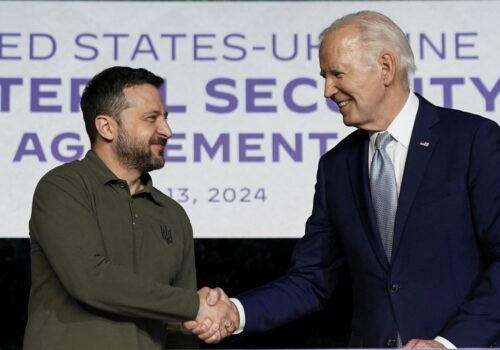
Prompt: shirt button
<box><xmin>390</xmin><ymin>284</ymin><xmax>400</xmax><ymax>293</ymax></box>
<box><xmin>386</xmin><ymin>338</ymin><xmax>397</xmax><ymax>347</ymax></box>
<box><xmin>119</xmin><ymin>182</ymin><xmax>126</xmax><ymax>189</ymax></box>
<box><xmin>134</xmin><ymin>213</ymin><xmax>139</xmax><ymax>219</ymax></box>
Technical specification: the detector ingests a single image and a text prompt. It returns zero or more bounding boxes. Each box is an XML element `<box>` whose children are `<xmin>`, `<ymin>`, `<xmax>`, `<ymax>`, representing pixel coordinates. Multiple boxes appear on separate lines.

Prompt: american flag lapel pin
<box><xmin>419</xmin><ymin>141</ymin><xmax>430</xmax><ymax>147</ymax></box>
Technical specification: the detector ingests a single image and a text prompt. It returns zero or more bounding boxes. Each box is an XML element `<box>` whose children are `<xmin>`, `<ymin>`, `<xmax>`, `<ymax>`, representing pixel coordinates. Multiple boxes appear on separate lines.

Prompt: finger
<box><xmin>182</xmin><ymin>320</ymin><xmax>197</xmax><ymax>330</ymax></box>
<box><xmin>222</xmin><ymin>318</ymin><xmax>232</xmax><ymax>334</ymax></box>
<box><xmin>403</xmin><ymin>339</ymin><xmax>419</xmax><ymax>348</ymax></box>
<box><xmin>199</xmin><ymin>331</ymin><xmax>217</xmax><ymax>341</ymax></box>
<box><xmin>413</xmin><ymin>340</ymin><xmax>439</xmax><ymax>349</ymax></box>
<box><xmin>191</xmin><ymin>319</ymin><xmax>212</xmax><ymax>336</ymax></box>
<box><xmin>223</xmin><ymin>317</ymin><xmax>233</xmax><ymax>330</ymax></box>
<box><xmin>197</xmin><ymin>286</ymin><xmax>210</xmax><ymax>296</ymax></box>
<box><xmin>223</xmin><ymin>321</ymin><xmax>232</xmax><ymax>334</ymax></box>
<box><xmin>191</xmin><ymin>325</ymin><xmax>208</xmax><ymax>336</ymax></box>
<box><xmin>204</xmin><ymin>330</ymin><xmax>221</xmax><ymax>344</ymax></box>
<box><xmin>219</xmin><ymin>326</ymin><xmax>228</xmax><ymax>339</ymax></box>
<box><xmin>432</xmin><ymin>340</ymin><xmax>445</xmax><ymax>348</ymax></box>
<box><xmin>226</xmin><ymin>323</ymin><xmax>236</xmax><ymax>334</ymax></box>
<box><xmin>229</xmin><ymin>305</ymin><xmax>239</xmax><ymax>329</ymax></box>
<box><xmin>413</xmin><ymin>340</ymin><xmax>428</xmax><ymax>348</ymax></box>
<box><xmin>203</xmin><ymin>318</ymin><xmax>214</xmax><ymax>329</ymax></box>
<box><xmin>197</xmin><ymin>326</ymin><xmax>218</xmax><ymax>341</ymax></box>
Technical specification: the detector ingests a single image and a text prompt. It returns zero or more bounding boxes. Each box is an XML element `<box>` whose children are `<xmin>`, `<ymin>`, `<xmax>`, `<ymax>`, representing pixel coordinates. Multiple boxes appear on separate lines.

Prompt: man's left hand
<box><xmin>404</xmin><ymin>339</ymin><xmax>445</xmax><ymax>348</ymax></box>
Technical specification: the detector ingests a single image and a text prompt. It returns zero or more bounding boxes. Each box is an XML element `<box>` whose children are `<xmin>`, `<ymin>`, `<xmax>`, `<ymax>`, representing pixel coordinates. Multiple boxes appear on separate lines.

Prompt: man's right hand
<box><xmin>184</xmin><ymin>287</ymin><xmax>240</xmax><ymax>343</ymax></box>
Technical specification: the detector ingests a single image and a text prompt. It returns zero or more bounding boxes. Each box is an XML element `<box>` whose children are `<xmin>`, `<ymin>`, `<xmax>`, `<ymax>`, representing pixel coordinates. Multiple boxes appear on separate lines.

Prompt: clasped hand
<box><xmin>184</xmin><ymin>287</ymin><xmax>239</xmax><ymax>344</ymax></box>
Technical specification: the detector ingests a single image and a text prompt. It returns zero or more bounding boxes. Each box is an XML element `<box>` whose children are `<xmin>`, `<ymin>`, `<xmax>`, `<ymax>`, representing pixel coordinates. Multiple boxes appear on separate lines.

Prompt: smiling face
<box><xmin>320</xmin><ymin>25</ymin><xmax>391</xmax><ymax>131</ymax></box>
<box><xmin>115</xmin><ymin>84</ymin><xmax>172</xmax><ymax>173</ymax></box>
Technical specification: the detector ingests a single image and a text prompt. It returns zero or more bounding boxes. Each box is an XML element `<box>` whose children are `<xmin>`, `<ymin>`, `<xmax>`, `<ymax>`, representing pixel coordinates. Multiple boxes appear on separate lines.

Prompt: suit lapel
<box><xmin>347</xmin><ymin>131</ymin><xmax>389</xmax><ymax>270</ymax></box>
<box><xmin>392</xmin><ymin>95</ymin><xmax>440</xmax><ymax>261</ymax></box>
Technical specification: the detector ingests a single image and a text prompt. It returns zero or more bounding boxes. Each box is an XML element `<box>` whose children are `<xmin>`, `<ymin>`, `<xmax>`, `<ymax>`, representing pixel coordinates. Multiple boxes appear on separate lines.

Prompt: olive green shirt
<box><xmin>23</xmin><ymin>150</ymin><xmax>199</xmax><ymax>350</ymax></box>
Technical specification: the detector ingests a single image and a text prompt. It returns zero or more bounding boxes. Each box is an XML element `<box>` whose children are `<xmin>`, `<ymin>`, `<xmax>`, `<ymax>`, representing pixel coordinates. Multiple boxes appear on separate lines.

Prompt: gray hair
<box><xmin>320</xmin><ymin>11</ymin><xmax>415</xmax><ymax>89</ymax></box>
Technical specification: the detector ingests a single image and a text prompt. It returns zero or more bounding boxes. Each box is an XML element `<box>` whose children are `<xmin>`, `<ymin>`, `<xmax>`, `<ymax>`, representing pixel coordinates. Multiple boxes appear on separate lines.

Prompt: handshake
<box><xmin>184</xmin><ymin>287</ymin><xmax>240</xmax><ymax>344</ymax></box>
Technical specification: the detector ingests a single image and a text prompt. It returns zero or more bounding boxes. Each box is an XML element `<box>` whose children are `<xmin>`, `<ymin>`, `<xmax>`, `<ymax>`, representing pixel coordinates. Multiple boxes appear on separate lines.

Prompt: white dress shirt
<box><xmin>368</xmin><ymin>92</ymin><xmax>419</xmax><ymax>196</ymax></box>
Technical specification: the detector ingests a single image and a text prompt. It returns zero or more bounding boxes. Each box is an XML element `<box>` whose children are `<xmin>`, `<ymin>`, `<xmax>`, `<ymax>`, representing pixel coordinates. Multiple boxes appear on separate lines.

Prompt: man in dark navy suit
<box><xmin>185</xmin><ymin>11</ymin><xmax>500</xmax><ymax>348</ymax></box>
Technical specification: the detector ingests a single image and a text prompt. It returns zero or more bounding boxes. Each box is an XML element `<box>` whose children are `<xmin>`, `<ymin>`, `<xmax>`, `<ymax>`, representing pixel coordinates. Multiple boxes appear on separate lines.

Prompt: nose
<box><xmin>324</xmin><ymin>77</ymin><xmax>338</xmax><ymax>98</ymax></box>
<box><xmin>157</xmin><ymin>118</ymin><xmax>172</xmax><ymax>139</ymax></box>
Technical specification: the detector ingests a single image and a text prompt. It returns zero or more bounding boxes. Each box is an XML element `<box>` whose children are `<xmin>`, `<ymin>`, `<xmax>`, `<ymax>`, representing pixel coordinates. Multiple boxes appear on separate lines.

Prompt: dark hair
<box><xmin>80</xmin><ymin>66</ymin><xmax>164</xmax><ymax>144</ymax></box>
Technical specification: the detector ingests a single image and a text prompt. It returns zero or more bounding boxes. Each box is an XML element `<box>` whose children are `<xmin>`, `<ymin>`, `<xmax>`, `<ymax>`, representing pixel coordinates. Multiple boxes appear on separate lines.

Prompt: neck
<box><xmin>92</xmin><ymin>145</ymin><xmax>144</xmax><ymax>195</ymax></box>
<box><xmin>374</xmin><ymin>87</ymin><xmax>410</xmax><ymax>131</ymax></box>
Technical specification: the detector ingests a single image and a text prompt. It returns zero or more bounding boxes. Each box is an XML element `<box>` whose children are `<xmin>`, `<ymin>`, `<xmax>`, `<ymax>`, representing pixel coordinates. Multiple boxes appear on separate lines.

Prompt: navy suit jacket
<box><xmin>238</xmin><ymin>94</ymin><xmax>500</xmax><ymax>347</ymax></box>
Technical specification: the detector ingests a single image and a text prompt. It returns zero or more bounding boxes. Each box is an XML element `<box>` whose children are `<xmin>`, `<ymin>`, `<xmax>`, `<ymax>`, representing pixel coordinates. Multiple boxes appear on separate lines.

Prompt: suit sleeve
<box><xmin>440</xmin><ymin>119</ymin><xmax>500</xmax><ymax>346</ymax></box>
<box><xmin>29</xmin><ymin>174</ymin><xmax>199</xmax><ymax>322</ymax></box>
<box><xmin>238</xmin><ymin>156</ymin><xmax>346</xmax><ymax>332</ymax></box>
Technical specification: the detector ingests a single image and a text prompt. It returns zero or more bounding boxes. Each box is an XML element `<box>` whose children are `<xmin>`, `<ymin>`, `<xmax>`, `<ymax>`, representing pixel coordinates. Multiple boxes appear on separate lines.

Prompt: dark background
<box><xmin>0</xmin><ymin>238</ymin><xmax>352</xmax><ymax>349</ymax></box>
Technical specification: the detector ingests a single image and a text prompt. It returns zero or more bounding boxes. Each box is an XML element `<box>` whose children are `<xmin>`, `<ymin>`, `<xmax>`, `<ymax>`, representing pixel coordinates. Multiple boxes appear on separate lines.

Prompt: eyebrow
<box><xmin>143</xmin><ymin>110</ymin><xmax>168</xmax><ymax>118</ymax></box>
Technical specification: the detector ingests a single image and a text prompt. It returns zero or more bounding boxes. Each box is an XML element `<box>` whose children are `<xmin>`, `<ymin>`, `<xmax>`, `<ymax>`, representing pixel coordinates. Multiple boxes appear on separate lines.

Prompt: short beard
<box><xmin>116</xmin><ymin>126</ymin><xmax>165</xmax><ymax>174</ymax></box>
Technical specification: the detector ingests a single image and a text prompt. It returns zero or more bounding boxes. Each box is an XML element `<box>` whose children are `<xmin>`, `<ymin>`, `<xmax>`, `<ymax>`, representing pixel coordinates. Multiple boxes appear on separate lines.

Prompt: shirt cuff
<box><xmin>230</xmin><ymin>298</ymin><xmax>246</xmax><ymax>334</ymax></box>
<box><xmin>434</xmin><ymin>336</ymin><xmax>457</xmax><ymax>349</ymax></box>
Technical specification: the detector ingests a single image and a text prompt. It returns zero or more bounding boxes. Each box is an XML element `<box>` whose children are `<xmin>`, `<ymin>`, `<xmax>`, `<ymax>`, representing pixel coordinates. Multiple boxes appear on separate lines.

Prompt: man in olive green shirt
<box><xmin>23</xmin><ymin>66</ymin><xmax>234</xmax><ymax>350</ymax></box>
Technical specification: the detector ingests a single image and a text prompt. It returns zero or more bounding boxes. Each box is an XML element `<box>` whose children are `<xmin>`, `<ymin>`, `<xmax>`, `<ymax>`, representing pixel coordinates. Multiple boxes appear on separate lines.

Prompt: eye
<box><xmin>319</xmin><ymin>72</ymin><xmax>326</xmax><ymax>79</ymax></box>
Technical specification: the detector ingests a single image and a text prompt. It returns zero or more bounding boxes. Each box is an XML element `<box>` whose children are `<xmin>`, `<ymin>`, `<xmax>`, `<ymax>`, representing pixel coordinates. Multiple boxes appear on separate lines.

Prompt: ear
<box><xmin>95</xmin><ymin>115</ymin><xmax>117</xmax><ymax>142</ymax></box>
<box><xmin>379</xmin><ymin>52</ymin><xmax>396</xmax><ymax>86</ymax></box>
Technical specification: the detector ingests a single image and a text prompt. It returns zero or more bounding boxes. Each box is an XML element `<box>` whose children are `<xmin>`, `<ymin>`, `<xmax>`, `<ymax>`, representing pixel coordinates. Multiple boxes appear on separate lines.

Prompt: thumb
<box><xmin>207</xmin><ymin>288</ymin><xmax>219</xmax><ymax>306</ymax></box>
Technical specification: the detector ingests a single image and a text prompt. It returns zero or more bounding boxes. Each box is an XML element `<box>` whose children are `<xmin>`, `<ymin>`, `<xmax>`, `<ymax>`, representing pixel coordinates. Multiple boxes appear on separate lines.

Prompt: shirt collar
<box><xmin>138</xmin><ymin>173</ymin><xmax>164</xmax><ymax>206</ymax></box>
<box><xmin>82</xmin><ymin>150</ymin><xmax>164</xmax><ymax>206</ymax></box>
<box><xmin>83</xmin><ymin>150</ymin><xmax>119</xmax><ymax>184</ymax></box>
<box><xmin>386</xmin><ymin>91</ymin><xmax>419</xmax><ymax>149</ymax></box>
